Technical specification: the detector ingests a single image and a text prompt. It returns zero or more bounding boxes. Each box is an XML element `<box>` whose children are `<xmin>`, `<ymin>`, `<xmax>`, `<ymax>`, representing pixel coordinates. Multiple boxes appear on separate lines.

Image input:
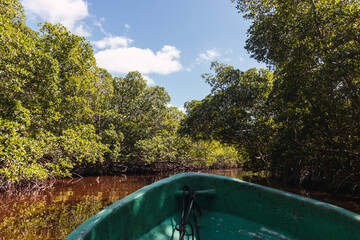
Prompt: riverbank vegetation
<box><xmin>182</xmin><ymin>0</ymin><xmax>360</xmax><ymax>192</ymax></box>
<box><xmin>0</xmin><ymin>0</ymin><xmax>240</xmax><ymax>190</ymax></box>
<box><xmin>1</xmin><ymin>0</ymin><xmax>360</xmax><ymax>193</ymax></box>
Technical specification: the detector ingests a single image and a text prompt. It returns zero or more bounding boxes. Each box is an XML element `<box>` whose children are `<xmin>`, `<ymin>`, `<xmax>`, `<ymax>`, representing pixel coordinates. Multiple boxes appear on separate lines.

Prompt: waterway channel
<box><xmin>0</xmin><ymin>169</ymin><xmax>359</xmax><ymax>239</ymax></box>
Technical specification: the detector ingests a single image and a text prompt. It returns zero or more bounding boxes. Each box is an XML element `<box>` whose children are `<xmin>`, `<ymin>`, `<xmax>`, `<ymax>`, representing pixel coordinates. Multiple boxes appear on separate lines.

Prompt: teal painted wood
<box><xmin>65</xmin><ymin>173</ymin><xmax>360</xmax><ymax>240</ymax></box>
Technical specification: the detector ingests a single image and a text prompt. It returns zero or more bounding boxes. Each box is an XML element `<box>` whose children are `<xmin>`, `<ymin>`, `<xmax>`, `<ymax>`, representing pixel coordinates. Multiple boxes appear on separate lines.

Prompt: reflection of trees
<box><xmin>0</xmin><ymin>192</ymin><xmax>114</xmax><ymax>240</ymax></box>
<box><xmin>0</xmin><ymin>174</ymin><xmax>172</xmax><ymax>240</ymax></box>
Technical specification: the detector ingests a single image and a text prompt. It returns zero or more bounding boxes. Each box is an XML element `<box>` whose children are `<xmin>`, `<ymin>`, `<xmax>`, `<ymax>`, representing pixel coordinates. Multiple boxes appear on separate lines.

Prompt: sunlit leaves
<box><xmin>181</xmin><ymin>62</ymin><xmax>274</xmax><ymax>170</ymax></box>
<box><xmin>232</xmin><ymin>0</ymin><xmax>360</xmax><ymax>189</ymax></box>
<box><xmin>0</xmin><ymin>0</ymin><xmax>108</xmax><ymax>183</ymax></box>
<box><xmin>0</xmin><ymin>0</ymin><xmax>243</xmax><ymax>185</ymax></box>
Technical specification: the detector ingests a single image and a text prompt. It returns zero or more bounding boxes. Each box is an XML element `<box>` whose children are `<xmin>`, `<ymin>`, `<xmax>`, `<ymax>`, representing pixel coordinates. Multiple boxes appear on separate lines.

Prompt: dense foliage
<box><xmin>4</xmin><ymin>0</ymin><xmax>358</xmax><ymax>192</ymax></box>
<box><xmin>182</xmin><ymin>0</ymin><xmax>360</xmax><ymax>191</ymax></box>
<box><xmin>180</xmin><ymin>63</ymin><xmax>274</xmax><ymax>171</ymax></box>
<box><xmin>0</xmin><ymin>0</ymin><xmax>240</xmax><ymax>187</ymax></box>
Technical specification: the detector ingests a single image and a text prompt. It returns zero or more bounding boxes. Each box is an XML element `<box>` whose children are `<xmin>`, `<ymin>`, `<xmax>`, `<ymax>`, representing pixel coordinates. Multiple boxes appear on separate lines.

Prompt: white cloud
<box><xmin>21</xmin><ymin>0</ymin><xmax>90</xmax><ymax>36</ymax></box>
<box><xmin>95</xmin><ymin>45</ymin><xmax>182</xmax><ymax>75</ymax></box>
<box><xmin>94</xmin><ymin>18</ymin><xmax>108</xmax><ymax>36</ymax></box>
<box><xmin>167</xmin><ymin>104</ymin><xmax>185</xmax><ymax>113</ymax></box>
<box><xmin>93</xmin><ymin>36</ymin><xmax>133</xmax><ymax>49</ymax></box>
<box><xmin>224</xmin><ymin>48</ymin><xmax>234</xmax><ymax>55</ymax></box>
<box><xmin>185</xmin><ymin>67</ymin><xmax>193</xmax><ymax>72</ymax></box>
<box><xmin>73</xmin><ymin>23</ymin><xmax>91</xmax><ymax>37</ymax></box>
<box><xmin>178</xmin><ymin>106</ymin><xmax>186</xmax><ymax>113</ymax></box>
<box><xmin>143</xmin><ymin>75</ymin><xmax>155</xmax><ymax>85</ymax></box>
<box><xmin>197</xmin><ymin>49</ymin><xmax>221</xmax><ymax>62</ymax></box>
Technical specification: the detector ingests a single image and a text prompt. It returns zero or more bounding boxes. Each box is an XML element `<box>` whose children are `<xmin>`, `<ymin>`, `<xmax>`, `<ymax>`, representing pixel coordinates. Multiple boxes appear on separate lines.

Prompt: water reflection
<box><xmin>0</xmin><ymin>170</ymin><xmax>360</xmax><ymax>239</ymax></box>
<box><xmin>0</xmin><ymin>174</ymin><xmax>172</xmax><ymax>240</ymax></box>
<box><xmin>1</xmin><ymin>193</ymin><xmax>110</xmax><ymax>239</ymax></box>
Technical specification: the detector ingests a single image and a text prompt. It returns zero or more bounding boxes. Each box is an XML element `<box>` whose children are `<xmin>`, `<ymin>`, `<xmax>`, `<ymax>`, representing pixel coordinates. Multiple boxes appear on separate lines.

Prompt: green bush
<box><xmin>0</xmin><ymin>119</ymin><xmax>107</xmax><ymax>183</ymax></box>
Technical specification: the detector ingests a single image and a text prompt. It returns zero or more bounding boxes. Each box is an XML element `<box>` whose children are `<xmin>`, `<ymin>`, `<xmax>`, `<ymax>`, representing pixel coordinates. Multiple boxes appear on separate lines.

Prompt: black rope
<box><xmin>176</xmin><ymin>185</ymin><xmax>201</xmax><ymax>240</ymax></box>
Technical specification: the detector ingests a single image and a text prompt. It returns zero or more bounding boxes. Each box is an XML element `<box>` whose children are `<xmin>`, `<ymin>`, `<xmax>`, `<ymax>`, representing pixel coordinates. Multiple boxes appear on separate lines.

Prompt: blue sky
<box><xmin>20</xmin><ymin>0</ymin><xmax>265</xmax><ymax>111</ymax></box>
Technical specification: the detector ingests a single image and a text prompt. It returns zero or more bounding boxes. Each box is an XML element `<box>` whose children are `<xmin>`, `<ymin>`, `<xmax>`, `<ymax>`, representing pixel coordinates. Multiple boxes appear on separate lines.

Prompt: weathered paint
<box><xmin>65</xmin><ymin>173</ymin><xmax>360</xmax><ymax>240</ymax></box>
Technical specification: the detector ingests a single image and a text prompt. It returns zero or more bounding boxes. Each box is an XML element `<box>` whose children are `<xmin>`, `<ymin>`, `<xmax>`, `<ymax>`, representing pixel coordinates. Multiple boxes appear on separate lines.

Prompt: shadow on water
<box><xmin>0</xmin><ymin>170</ymin><xmax>360</xmax><ymax>239</ymax></box>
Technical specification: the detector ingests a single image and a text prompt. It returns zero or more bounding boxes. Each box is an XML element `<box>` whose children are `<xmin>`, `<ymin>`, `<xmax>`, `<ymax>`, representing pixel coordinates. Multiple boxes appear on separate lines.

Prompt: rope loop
<box><xmin>176</xmin><ymin>185</ymin><xmax>201</xmax><ymax>240</ymax></box>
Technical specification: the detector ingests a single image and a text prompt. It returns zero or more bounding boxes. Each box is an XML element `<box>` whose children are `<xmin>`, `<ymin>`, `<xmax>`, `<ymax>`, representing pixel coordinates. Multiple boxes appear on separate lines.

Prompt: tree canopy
<box><xmin>180</xmin><ymin>62</ymin><xmax>273</xmax><ymax>170</ymax></box>
<box><xmin>0</xmin><ymin>0</ymin><xmax>241</xmax><ymax>187</ymax></box>
<box><xmin>233</xmin><ymin>0</ymin><xmax>360</xmax><ymax>189</ymax></box>
<box><xmin>3</xmin><ymin>0</ymin><xmax>359</xmax><ymax>192</ymax></box>
<box><xmin>181</xmin><ymin>0</ymin><xmax>360</xmax><ymax>191</ymax></box>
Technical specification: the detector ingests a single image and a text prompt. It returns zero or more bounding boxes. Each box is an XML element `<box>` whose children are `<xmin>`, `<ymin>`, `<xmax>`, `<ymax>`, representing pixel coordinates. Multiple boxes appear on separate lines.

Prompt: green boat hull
<box><xmin>65</xmin><ymin>173</ymin><xmax>360</xmax><ymax>239</ymax></box>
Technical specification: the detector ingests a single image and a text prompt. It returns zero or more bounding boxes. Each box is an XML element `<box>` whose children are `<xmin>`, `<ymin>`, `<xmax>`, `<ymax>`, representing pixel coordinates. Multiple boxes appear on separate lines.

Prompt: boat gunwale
<box><xmin>65</xmin><ymin>172</ymin><xmax>360</xmax><ymax>239</ymax></box>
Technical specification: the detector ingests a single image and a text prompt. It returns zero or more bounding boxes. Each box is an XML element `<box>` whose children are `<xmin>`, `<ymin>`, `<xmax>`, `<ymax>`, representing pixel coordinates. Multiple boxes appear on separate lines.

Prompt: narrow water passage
<box><xmin>0</xmin><ymin>170</ymin><xmax>359</xmax><ymax>240</ymax></box>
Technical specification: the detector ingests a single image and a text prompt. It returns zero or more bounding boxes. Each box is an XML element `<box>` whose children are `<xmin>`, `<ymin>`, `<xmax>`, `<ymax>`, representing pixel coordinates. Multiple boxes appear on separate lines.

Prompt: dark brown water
<box><xmin>0</xmin><ymin>169</ymin><xmax>359</xmax><ymax>240</ymax></box>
